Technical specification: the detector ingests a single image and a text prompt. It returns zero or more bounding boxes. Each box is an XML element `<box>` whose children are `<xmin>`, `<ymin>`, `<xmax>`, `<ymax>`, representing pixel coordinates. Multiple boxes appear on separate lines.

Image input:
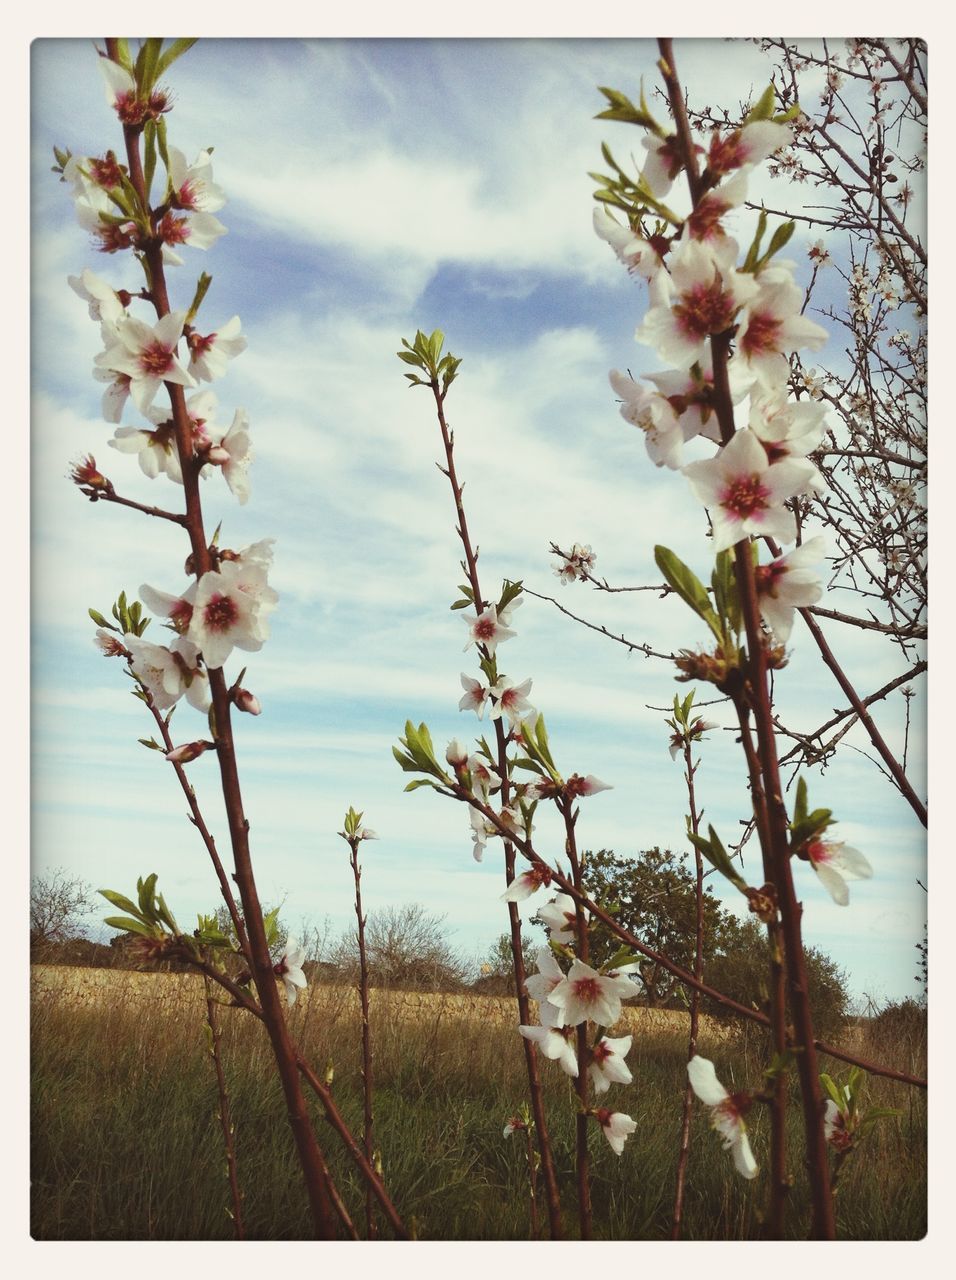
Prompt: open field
<box><xmin>31</xmin><ymin>965</ymin><xmax>926</xmax><ymax>1241</ymax></box>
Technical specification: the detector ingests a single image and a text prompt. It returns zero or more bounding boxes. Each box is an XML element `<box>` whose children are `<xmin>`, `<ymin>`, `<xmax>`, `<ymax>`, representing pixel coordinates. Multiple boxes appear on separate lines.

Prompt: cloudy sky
<box><xmin>30</xmin><ymin>36</ymin><xmax>926</xmax><ymax>1004</ymax></box>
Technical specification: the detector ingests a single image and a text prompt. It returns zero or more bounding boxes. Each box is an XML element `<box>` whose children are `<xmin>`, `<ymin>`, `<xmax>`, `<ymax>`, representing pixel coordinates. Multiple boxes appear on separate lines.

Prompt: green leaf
<box><xmin>262</xmin><ymin>906</ymin><xmax>280</xmax><ymax>947</ymax></box>
<box><xmin>654</xmin><ymin>546</ymin><xmax>722</xmax><ymax>641</ymax></box>
<box><xmin>185</xmin><ymin>272</ymin><xmax>213</xmax><ymax>327</ymax></box>
<box><xmin>604</xmin><ymin>947</ymin><xmax>639</xmax><ymax>971</ymax></box>
<box><xmin>744</xmin><ymin>83</ymin><xmax>777</xmax><ymax>124</ymax></box>
<box><xmin>404</xmin><ymin>778</ymin><xmax>438</xmax><ymax>792</ymax></box>
<box><xmin>103</xmin><ymin>915</ymin><xmax>155</xmax><ymax>938</ymax></box>
<box><xmin>742</xmin><ymin>209</ymin><xmax>769</xmax><ymax>273</ymax></box>
<box><xmin>450</xmin><ymin>598</ymin><xmax>472</xmax><ymax>610</ymax></box>
<box><xmin>99</xmin><ymin>888</ymin><xmax>146</xmax><ymax>920</ymax></box>
<box><xmin>793</xmin><ymin>776</ymin><xmax>809</xmax><ymax>826</ymax></box>
<box><xmin>138</xmin><ymin>737</ymin><xmax>162</xmax><ymax>751</ymax></box>
<box><xmin>689</xmin><ymin>826</ymin><xmax>748</xmax><ymax>893</ymax></box>
<box><xmin>89</xmin><ymin>608</ymin><xmax>114</xmax><ymax>630</ymax></box>
<box><xmin>819</xmin><ymin>1072</ymin><xmax>846</xmax><ymax>1109</ymax></box>
<box><xmin>155</xmin><ymin>38</ymin><xmax>198</xmax><ymax>79</ymax></box>
<box><xmin>137</xmin><ymin>872</ymin><xmax>159</xmax><ymax>921</ymax></box>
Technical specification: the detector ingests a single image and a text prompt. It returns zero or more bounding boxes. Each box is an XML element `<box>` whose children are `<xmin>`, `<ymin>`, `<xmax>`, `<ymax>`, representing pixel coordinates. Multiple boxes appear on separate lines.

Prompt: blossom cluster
<box><xmin>594</xmin><ymin>114</ymin><xmax>832</xmax><ymax>648</ymax></box>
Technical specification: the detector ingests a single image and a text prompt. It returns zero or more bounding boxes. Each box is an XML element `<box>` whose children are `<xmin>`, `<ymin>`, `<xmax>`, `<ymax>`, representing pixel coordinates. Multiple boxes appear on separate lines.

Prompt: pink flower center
<box><xmin>202</xmin><ymin>592</ymin><xmax>239</xmax><ymax>633</ymax></box>
<box><xmin>138</xmin><ymin>341</ymin><xmax>175</xmax><ymax>378</ymax></box>
<box><xmin>740</xmin><ymin>311</ymin><xmax>783</xmax><ymax>358</ymax></box>
<box><xmin>190</xmin><ymin>332</ymin><xmax>218</xmax><ymax>356</ymax></box>
<box><xmin>807</xmin><ymin>839</ymin><xmax>829</xmax><ymax>866</ymax></box>
<box><xmin>674</xmin><ymin>282</ymin><xmax>738</xmax><ymax>338</ymax></box>
<box><xmin>96</xmin><ymin>223</ymin><xmax>136</xmax><ymax>254</ymax></box>
<box><xmin>687</xmin><ymin>195</ymin><xmax>730</xmax><ymax>241</ymax></box>
<box><xmin>89</xmin><ymin>153</ymin><xmax>124</xmax><ymax>188</ymax></box>
<box><xmin>158</xmin><ymin>212</ymin><xmax>191</xmax><ymax>245</ymax></box>
<box><xmin>754</xmin><ymin>559</ymin><xmax>787</xmax><ymax>598</ymax></box>
<box><xmin>591</xmin><ymin>1040</ymin><xmax>612</xmax><ymax>1065</ymax></box>
<box><xmin>721</xmin><ymin>473</ymin><xmax>769</xmax><ymax>520</ymax></box>
<box><xmin>177</xmin><ymin>178</ymin><xmax>199</xmax><ymax>210</ymax></box>
<box><xmin>473</xmin><ymin>616</ymin><xmax>497</xmax><ymax>641</ymax></box>
<box><xmin>708</xmin><ymin>130</ymin><xmax>746</xmax><ymax>177</ymax></box>
<box><xmin>572</xmin><ymin>976</ymin><xmax>601</xmax><ymax>1004</ymax></box>
<box><xmin>169</xmin><ymin>600</ymin><xmax>194</xmax><ymax>632</ymax></box>
<box><xmin>115</xmin><ymin>92</ymin><xmax>148</xmax><ymax>126</ymax></box>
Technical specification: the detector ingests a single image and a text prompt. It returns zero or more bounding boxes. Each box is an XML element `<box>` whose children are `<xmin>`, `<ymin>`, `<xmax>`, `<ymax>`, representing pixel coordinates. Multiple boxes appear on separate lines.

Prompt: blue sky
<box><xmin>30</xmin><ymin>36</ymin><xmax>927</xmax><ymax>1004</ymax></box>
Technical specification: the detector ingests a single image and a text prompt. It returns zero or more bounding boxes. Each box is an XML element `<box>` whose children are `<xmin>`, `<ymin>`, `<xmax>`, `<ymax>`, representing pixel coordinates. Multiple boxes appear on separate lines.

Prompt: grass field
<box><xmin>30</xmin><ymin>965</ymin><xmax>927</xmax><ymax>1241</ymax></box>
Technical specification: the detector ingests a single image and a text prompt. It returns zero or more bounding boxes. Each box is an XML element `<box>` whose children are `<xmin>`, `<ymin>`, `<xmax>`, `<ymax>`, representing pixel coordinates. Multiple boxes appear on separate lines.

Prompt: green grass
<box><xmin>31</xmin><ymin>971</ymin><xmax>926</xmax><ymax>1240</ymax></box>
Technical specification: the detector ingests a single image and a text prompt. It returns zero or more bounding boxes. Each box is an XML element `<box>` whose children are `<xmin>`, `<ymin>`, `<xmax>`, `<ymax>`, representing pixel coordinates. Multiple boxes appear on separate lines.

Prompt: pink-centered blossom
<box><xmin>754</xmin><ymin>535</ymin><xmax>826</xmax><ymax>643</ymax></box>
<box><xmin>275</xmin><ymin>937</ymin><xmax>307</xmax><ymax>1005</ymax></box>
<box><xmin>466</xmin><ymin>754</ymin><xmax>501</xmax><ymax>802</ymax></box>
<box><xmin>706</xmin><ymin>120</ymin><xmax>792</xmax><ymax>179</ymax></box>
<box><xmin>501</xmin><ymin>864</ymin><xmax>553</xmax><ymax>904</ymax></box>
<box><xmin>519</xmin><ymin>1000</ymin><xmax>578</xmax><ymax>1077</ymax></box>
<box><xmin>463</xmin><ymin>604</ymin><xmax>515</xmax><ymax>656</ymax></box>
<box><xmin>524</xmin><ymin>947</ymin><xmax>565</xmax><ymax>1004</ymax></box>
<box><xmin>548</xmin><ymin>959</ymin><xmax>624</xmax><ymax>1028</ymax></box>
<box><xmin>638</xmin><ymin>237</ymin><xmax>758</xmax><ymax>367</ymax></box>
<box><xmin>682</xmin><ymin>428</ymin><xmax>818</xmax><ymax>551</ymax></box>
<box><xmin>110</xmin><ymin>387</ymin><xmax>218</xmax><ymax>485</ymax></box>
<box><xmin>167</xmin><ymin>147</ymin><xmax>226</xmax><ymax>214</ymax></box>
<box><xmin>594</xmin><ymin>1109</ymin><xmax>638</xmax><ymax>1156</ymax></box>
<box><xmin>685</xmin><ymin>167</ymin><xmax>750</xmax><ymax>242</ymax></box>
<box><xmin>589</xmin><ymin>1035</ymin><xmax>633</xmax><ymax>1094</ymax></box>
<box><xmin>489</xmin><ymin>676</ymin><xmax>534</xmax><ymax>727</ymax></box>
<box><xmin>536</xmin><ymin>893</ymin><xmax>587</xmax><ymax>945</ymax></box>
<box><xmin>158</xmin><ymin>209</ymin><xmax>227</xmax><ymax>267</ymax></box>
<box><xmin>139</xmin><ymin>580</ymin><xmax>197</xmax><ymax>634</ymax></box>
<box><xmin>609</xmin><ymin>369</ymin><xmax>688</xmax><ymax>470</ymax></box>
<box><xmin>592</xmin><ymin>205</ymin><xmax>667</xmax><ymax>283</ymax></box>
<box><xmin>188</xmin><ymin>316</ymin><xmax>247</xmax><ymax>383</ymax></box>
<box><xmin>824</xmin><ymin>1096</ymin><xmax>853</xmax><ymax>1151</ymax></box>
<box><xmin>669</xmin><ymin>717</ymin><xmax>719</xmax><ymax>760</ymax></box>
<box><xmin>126</xmin><ymin>634</ymin><xmax>210</xmax><ymax>712</ymax></box>
<box><xmin>469</xmin><ymin>807</ymin><xmax>498</xmax><ymax>863</ymax></box>
<box><xmin>640</xmin><ymin>132</ymin><xmax>695</xmax><ymax>198</ymax></box>
<box><xmin>187</xmin><ymin>560</ymin><xmax>278</xmax><ymax>670</ymax></box>
<box><xmin>94</xmin><ymin>628</ymin><xmax>129</xmax><ymax>658</ymax></box>
<box><xmin>737</xmin><ymin>270</ymin><xmax>828</xmax><ymax>387</ymax></box>
<box><xmin>565</xmin><ymin>774</ymin><xmax>612</xmax><ymax>798</ymax></box>
<box><xmin>206</xmin><ymin>408</ymin><xmax>252</xmax><ymax>505</ymax></box>
<box><xmin>68</xmin><ymin>268</ymin><xmax>127</xmax><ymax>328</ymax></box>
<box><xmin>687</xmin><ymin>1054</ymin><xmax>758</xmax><ymax>1179</ymax></box>
<box><xmin>95</xmin><ymin>368</ymin><xmax>132</xmax><ymax>423</ymax></box>
<box><xmin>459</xmin><ymin>673</ymin><xmax>489</xmax><ymax>718</ymax></box>
<box><xmin>749</xmin><ymin>388</ymin><xmax>827</xmax><ymax>467</ymax></box>
<box><xmin>646</xmin><ymin>360</ymin><xmax>755</xmax><ymax>444</ymax></box>
<box><xmin>95</xmin><ymin>311</ymin><xmax>196</xmax><ymax>415</ymax></box>
<box><xmin>806</xmin><ymin>838</ymin><xmax>873</xmax><ymax>906</ymax></box>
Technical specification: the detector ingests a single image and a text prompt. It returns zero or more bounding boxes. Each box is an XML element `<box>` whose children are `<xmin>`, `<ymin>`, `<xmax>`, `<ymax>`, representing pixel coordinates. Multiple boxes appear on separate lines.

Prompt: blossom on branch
<box><xmin>681</xmin><ymin>428</ymin><xmax>817</xmax><ymax>551</ymax></box>
<box><xmin>188</xmin><ymin>316</ymin><xmax>248</xmax><ymax>383</ymax></box>
<box><xmin>609</xmin><ymin>369</ymin><xmax>687</xmax><ymax>469</ymax></box>
<box><xmin>547</xmin><ymin>958</ymin><xmax>625</xmax><ymax>1027</ymax></box>
<box><xmin>489</xmin><ymin>676</ymin><xmax>534</xmax><ymax>727</ymax></box>
<box><xmin>754</xmin><ymin>536</ymin><xmax>826</xmax><ymax>643</ymax></box>
<box><xmin>126</xmin><ymin>634</ymin><xmax>210</xmax><ymax>711</ymax></box>
<box><xmin>519</xmin><ymin>1000</ymin><xmax>578</xmax><ymax>1077</ymax></box>
<box><xmin>206</xmin><ymin>408</ymin><xmax>252</xmax><ymax>504</ymax></box>
<box><xmin>524</xmin><ymin>947</ymin><xmax>565</xmax><ymax>1003</ymax></box>
<box><xmin>187</xmin><ymin>560</ymin><xmax>278</xmax><ymax>670</ymax></box>
<box><xmin>594</xmin><ymin>1108</ymin><xmax>638</xmax><ymax>1156</ymax></box>
<box><xmin>687</xmin><ymin>1054</ymin><xmax>757</xmax><ymax>1179</ymax></box>
<box><xmin>275</xmin><ymin>936</ymin><xmax>308</xmax><ymax>1006</ymax></box>
<box><xmin>459</xmin><ymin>673</ymin><xmax>489</xmax><ymax>718</ymax></box>
<box><xmin>805</xmin><ymin>838</ymin><xmax>873</xmax><ymax>906</ymax></box>
<box><xmin>737</xmin><ymin>267</ymin><xmax>828</xmax><ymax>387</ymax></box>
<box><xmin>501</xmin><ymin>863</ymin><xmax>552</xmax><ymax>904</ymax></box>
<box><xmin>95</xmin><ymin>311</ymin><xmax>196</xmax><ymax>415</ymax></box>
<box><xmin>536</xmin><ymin>893</ymin><xmax>586</xmax><ymax>945</ymax></box>
<box><xmin>589</xmin><ymin>1035</ymin><xmax>633</xmax><ymax>1094</ymax></box>
<box><xmin>463</xmin><ymin>605</ymin><xmax>516</xmax><ymax>656</ymax></box>
<box><xmin>593</xmin><ymin>205</ymin><xmax>667</xmax><ymax>284</ymax></box>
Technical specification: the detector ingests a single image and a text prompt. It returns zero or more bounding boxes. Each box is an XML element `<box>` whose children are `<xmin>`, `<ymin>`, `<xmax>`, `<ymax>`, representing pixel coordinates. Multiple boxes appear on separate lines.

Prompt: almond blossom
<box><xmin>465</xmin><ymin>754</ymin><xmax>501</xmax><ymax>802</ymax></box>
<box><xmin>139</xmin><ymin>580</ymin><xmax>196</xmax><ymax>634</ymax></box>
<box><xmin>68</xmin><ymin>268</ymin><xmax>127</xmax><ymax>328</ymax></box>
<box><xmin>463</xmin><ymin>604</ymin><xmax>515</xmax><ymax>656</ymax></box>
<box><xmin>749</xmin><ymin>388</ymin><xmax>827</xmax><ymax>466</ymax></box>
<box><xmin>639</xmin><ymin>132</ymin><xmax>692</xmax><ymax>198</ymax></box>
<box><xmin>609</xmin><ymin>369</ymin><xmax>688</xmax><ymax>469</ymax></box>
<box><xmin>547</xmin><ymin>958</ymin><xmax>625</xmax><ymax>1028</ymax></box>
<box><xmin>637</xmin><ymin>237</ymin><xmax>758</xmax><ymax>368</ymax></box>
<box><xmin>754</xmin><ymin>536</ymin><xmax>826</xmax><ymax>643</ymax></box>
<box><xmin>646</xmin><ymin>360</ymin><xmax>755</xmax><ymax>444</ymax></box>
<box><xmin>459</xmin><ymin>673</ymin><xmax>488</xmax><ymax>717</ymax></box>
<box><xmin>589</xmin><ymin>1035</ymin><xmax>633</xmax><ymax>1094</ymax></box>
<box><xmin>187</xmin><ymin>559</ymin><xmax>278</xmax><ymax>670</ymax></box>
<box><xmin>524</xmin><ymin>947</ymin><xmax>565</xmax><ymax>1004</ymax></box>
<box><xmin>188</xmin><ymin>316</ymin><xmax>247</xmax><ymax>383</ymax></box>
<box><xmin>445</xmin><ymin>738</ymin><xmax>469</xmax><ymax>768</ymax></box>
<box><xmin>805</xmin><ymin>838</ymin><xmax>873</xmax><ymax>906</ymax></box>
<box><xmin>687</xmin><ymin>1054</ymin><xmax>758</xmax><ymax>1179</ymax></box>
<box><xmin>501</xmin><ymin>864</ymin><xmax>553</xmax><ymax>904</ymax></box>
<box><xmin>489</xmin><ymin>676</ymin><xmax>534</xmax><ymax>727</ymax></box>
<box><xmin>126</xmin><ymin>634</ymin><xmax>210</xmax><ymax>711</ymax></box>
<box><xmin>536</xmin><ymin>893</ymin><xmax>586</xmax><ymax>945</ymax></box>
<box><xmin>95</xmin><ymin>311</ymin><xmax>196</xmax><ymax>415</ymax></box>
<box><xmin>705</xmin><ymin>121</ymin><xmax>792</xmax><ymax>179</ymax></box>
<box><xmin>158</xmin><ymin>209</ymin><xmax>227</xmax><ymax>267</ymax></box>
<box><xmin>669</xmin><ymin>717</ymin><xmax>719</xmax><ymax>759</ymax></box>
<box><xmin>564</xmin><ymin>773</ymin><xmax>612</xmax><ymax>798</ymax></box>
<box><xmin>94</xmin><ymin>628</ymin><xmax>130</xmax><ymax>658</ymax></box>
<box><xmin>519</xmin><ymin>1000</ymin><xmax>578</xmax><ymax>1077</ymax></box>
<box><xmin>469</xmin><ymin>807</ymin><xmax>499</xmax><ymax>863</ymax></box>
<box><xmin>737</xmin><ymin>268</ymin><xmax>828</xmax><ymax>387</ymax></box>
<box><xmin>681</xmin><ymin>428</ymin><xmax>818</xmax><ymax>552</ymax></box>
<box><xmin>552</xmin><ymin>542</ymin><xmax>596</xmax><ymax>584</ymax></box>
<box><xmin>594</xmin><ymin>1108</ymin><xmax>638</xmax><ymax>1156</ymax></box>
<box><xmin>592</xmin><ymin>205</ymin><xmax>667</xmax><ymax>284</ymax></box>
<box><xmin>275</xmin><ymin>936</ymin><xmax>308</xmax><ymax>1005</ymax></box>
<box><xmin>824</xmin><ymin>1095</ymin><xmax>854</xmax><ymax>1152</ymax></box>
<box><xmin>95</xmin><ymin>368</ymin><xmax>132</xmax><ymax>422</ymax></box>
<box><xmin>685</xmin><ymin>167</ymin><xmax>750</xmax><ymax>242</ymax></box>
<box><xmin>167</xmin><ymin>146</ymin><xmax>226</xmax><ymax>214</ymax></box>
<box><xmin>206</xmin><ymin>408</ymin><xmax>252</xmax><ymax>504</ymax></box>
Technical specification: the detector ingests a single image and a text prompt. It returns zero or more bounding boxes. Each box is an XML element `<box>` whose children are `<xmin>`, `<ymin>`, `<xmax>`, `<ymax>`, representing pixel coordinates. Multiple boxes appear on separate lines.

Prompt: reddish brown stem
<box><xmin>523</xmin><ymin>1125</ymin><xmax>540</xmax><ymax>1237</ymax></box>
<box><xmin>202</xmin><ymin>971</ymin><xmax>245</xmax><ymax>1239</ymax></box>
<box><xmin>659</xmin><ymin>37</ymin><xmax>835</xmax><ymax>1237</ymax></box>
<box><xmin>81</xmin><ymin>487</ymin><xmax>188</xmax><ymax>525</ymax></box>
<box><xmin>106</xmin><ymin>41</ymin><xmax>340</xmax><ymax>1237</ymax></box>
<box><xmin>428</xmin><ymin>378</ymin><xmax>564</xmax><ymax>1239</ymax></box>
<box><xmin>349</xmin><ymin>837</ymin><xmax>377</xmax><ymax>1239</ymax></box>
<box><xmin>560</xmin><ymin>800</ymin><xmax>592</xmax><ymax>1241</ymax></box>
<box><xmin>669</xmin><ymin>735</ymin><xmax>704</xmax><ymax>1240</ymax></box>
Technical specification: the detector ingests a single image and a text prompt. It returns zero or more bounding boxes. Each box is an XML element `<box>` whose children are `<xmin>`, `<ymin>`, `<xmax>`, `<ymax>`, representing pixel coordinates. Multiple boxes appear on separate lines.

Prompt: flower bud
<box><xmin>232</xmin><ymin>686</ymin><xmax>262</xmax><ymax>715</ymax></box>
<box><xmin>70</xmin><ymin>454</ymin><xmax>112</xmax><ymax>492</ymax></box>
<box><xmin>445</xmin><ymin>738</ymin><xmax>469</xmax><ymax>768</ymax></box>
<box><xmin>164</xmin><ymin>739</ymin><xmax>215</xmax><ymax>764</ymax></box>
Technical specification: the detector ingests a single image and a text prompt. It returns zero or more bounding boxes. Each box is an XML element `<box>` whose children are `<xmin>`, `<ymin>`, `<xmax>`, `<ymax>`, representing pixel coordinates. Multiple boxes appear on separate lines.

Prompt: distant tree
<box><xmin>474</xmin><ymin>932</ymin><xmax>538</xmax><ymax>996</ymax></box>
<box><xmin>30</xmin><ymin>867</ymin><xmax>95</xmax><ymax>954</ymax></box>
<box><xmin>334</xmin><ymin>903</ymin><xmax>468</xmax><ymax>993</ymax></box>
<box><xmin>705</xmin><ymin>916</ymin><xmax>850</xmax><ymax>1038</ymax></box>
<box><xmin>561</xmin><ymin>848</ymin><xmax>731</xmax><ymax>1006</ymax></box>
